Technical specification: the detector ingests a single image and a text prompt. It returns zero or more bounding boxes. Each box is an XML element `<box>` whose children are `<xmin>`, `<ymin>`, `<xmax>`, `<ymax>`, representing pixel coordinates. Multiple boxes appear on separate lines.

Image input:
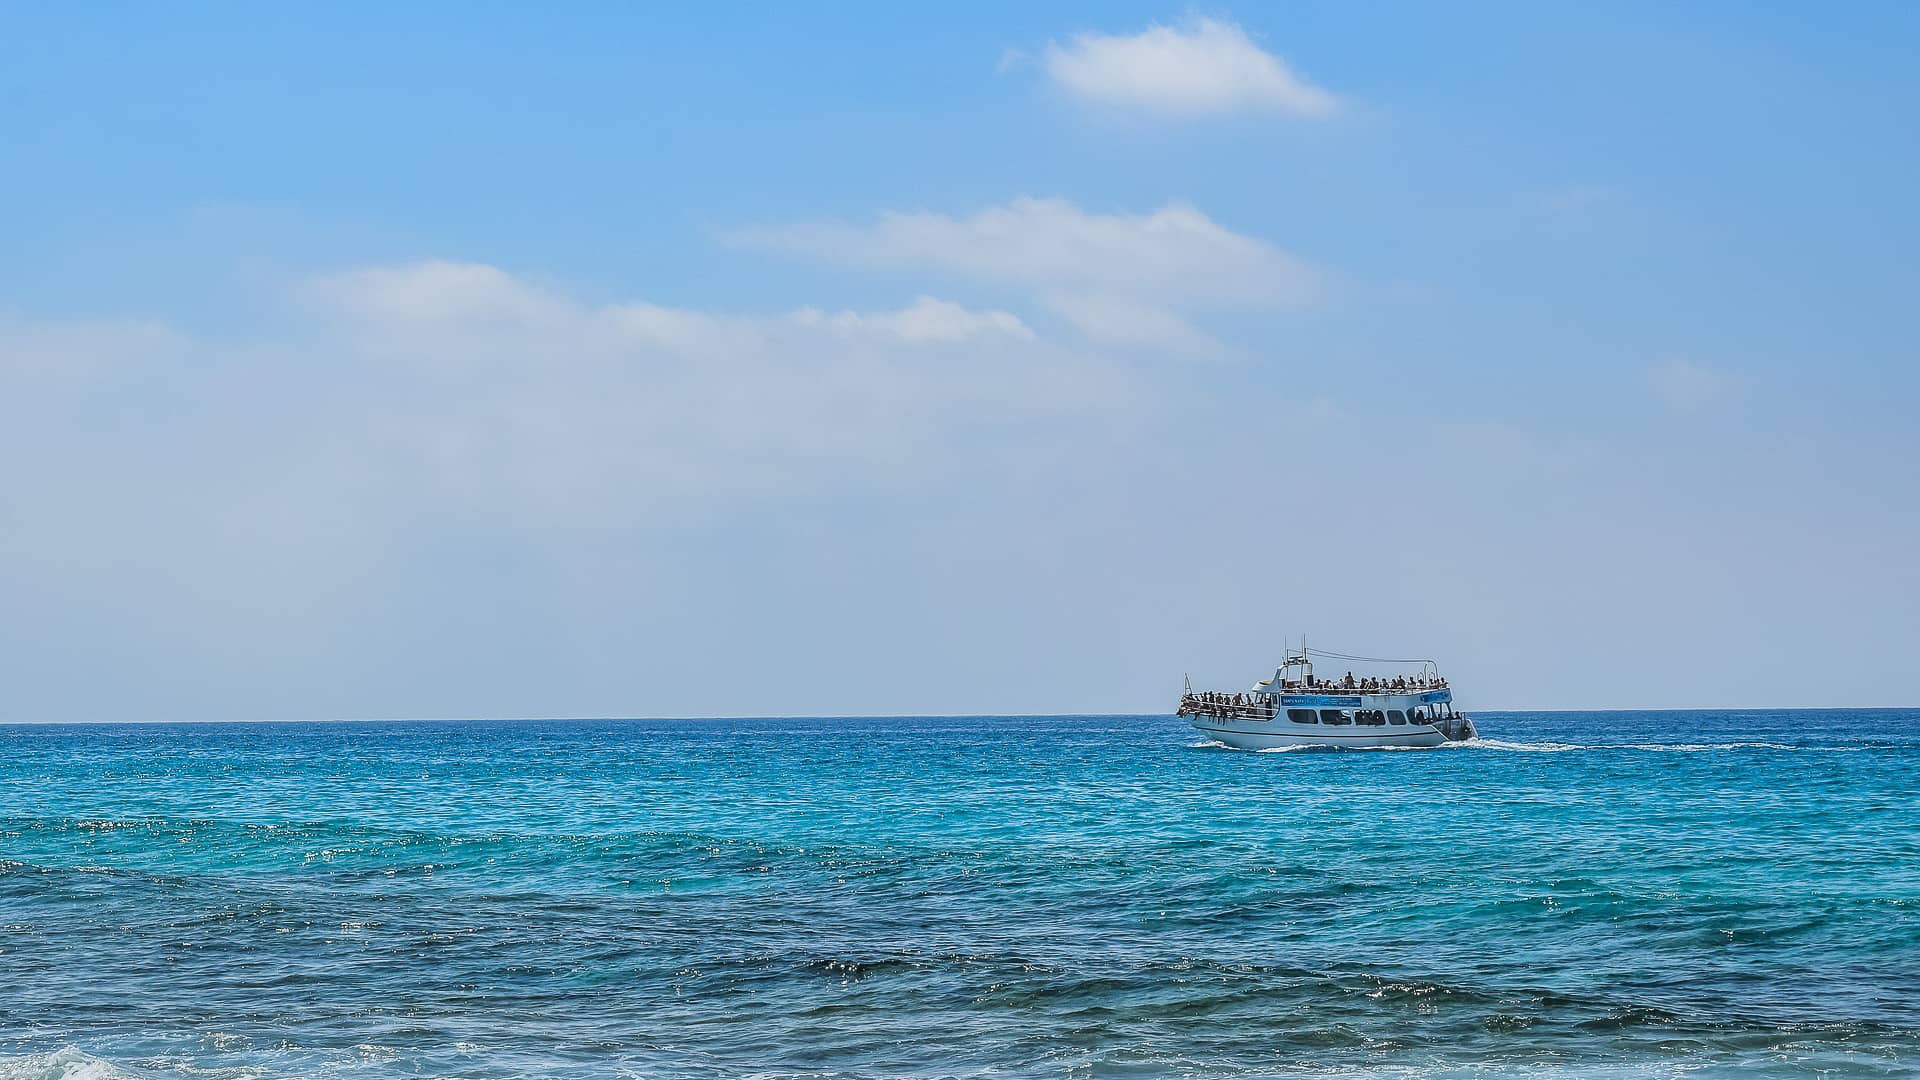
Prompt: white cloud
<box><xmin>731</xmin><ymin>196</ymin><xmax>1317</xmax><ymax>356</ymax></box>
<box><xmin>1043</xmin><ymin>294</ymin><xmax>1221</xmax><ymax>353</ymax></box>
<box><xmin>218</xmin><ymin>263</ymin><xmax>1131</xmax><ymax>510</ymax></box>
<box><xmin>309</xmin><ymin>259</ymin><xmax>575</xmax><ymax>326</ymax></box>
<box><xmin>791</xmin><ymin>295</ymin><xmax>1034</xmax><ymax>343</ymax></box>
<box><xmin>3</xmin><ymin>263</ymin><xmax>1911</xmax><ymax>723</ymax></box>
<box><xmin>0</xmin><ymin>316</ymin><xmax>191</xmax><ymax>390</ymax></box>
<box><xmin>0</xmin><ymin>262</ymin><xmax>1155</xmax><ymax>724</ymax></box>
<box><xmin>602</xmin><ymin>301</ymin><xmax>742</xmax><ymax>353</ymax></box>
<box><xmin>1041</xmin><ymin>17</ymin><xmax>1337</xmax><ymax>116</ymax></box>
<box><xmin>313</xmin><ymin>265</ymin><xmax>1041</xmax><ymax>356</ymax></box>
<box><xmin>1647</xmin><ymin>358</ymin><xmax>1737</xmax><ymax>412</ymax></box>
<box><xmin>731</xmin><ymin>196</ymin><xmax>1318</xmax><ymax>313</ymax></box>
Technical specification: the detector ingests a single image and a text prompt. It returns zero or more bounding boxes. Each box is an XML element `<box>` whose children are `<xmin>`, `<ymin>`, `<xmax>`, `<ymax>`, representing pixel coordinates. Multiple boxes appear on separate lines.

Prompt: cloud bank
<box><xmin>1</xmin><ymin>257</ymin><xmax>1909</xmax><ymax>721</ymax></box>
<box><xmin>0</xmin><ymin>261</ymin><xmax>1159</xmax><ymax>721</ymax></box>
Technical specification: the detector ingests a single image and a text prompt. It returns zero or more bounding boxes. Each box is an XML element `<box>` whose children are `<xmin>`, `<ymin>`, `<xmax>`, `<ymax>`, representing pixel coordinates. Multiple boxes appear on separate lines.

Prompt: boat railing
<box><xmin>1179</xmin><ymin>689</ymin><xmax>1461</xmax><ymax>723</ymax></box>
<box><xmin>1269</xmin><ymin>680</ymin><xmax>1449</xmax><ymax>694</ymax></box>
<box><xmin>1177</xmin><ymin>696</ymin><xmax>1277</xmax><ymax>721</ymax></box>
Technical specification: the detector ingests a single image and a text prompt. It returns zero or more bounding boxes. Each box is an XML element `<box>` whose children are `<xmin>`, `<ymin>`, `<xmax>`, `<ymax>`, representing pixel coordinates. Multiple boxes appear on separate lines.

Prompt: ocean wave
<box><xmin>0</xmin><ymin>1050</ymin><xmax>135</xmax><ymax>1080</ymax></box>
<box><xmin>0</xmin><ymin>1049</ymin><xmax>282</xmax><ymax>1080</ymax></box>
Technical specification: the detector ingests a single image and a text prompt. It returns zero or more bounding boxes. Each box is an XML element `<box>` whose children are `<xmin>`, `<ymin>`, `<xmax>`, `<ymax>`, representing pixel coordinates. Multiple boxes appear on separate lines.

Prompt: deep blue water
<box><xmin>2</xmin><ymin>711</ymin><xmax>1917</xmax><ymax>1079</ymax></box>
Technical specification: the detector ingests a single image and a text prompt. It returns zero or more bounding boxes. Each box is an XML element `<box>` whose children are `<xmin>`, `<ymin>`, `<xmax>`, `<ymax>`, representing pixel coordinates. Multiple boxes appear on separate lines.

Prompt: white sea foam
<box><xmin>0</xmin><ymin>1049</ymin><xmax>136</xmax><ymax>1080</ymax></box>
<box><xmin>0</xmin><ymin>1049</ymin><xmax>277</xmax><ymax>1080</ymax></box>
<box><xmin>1455</xmin><ymin>738</ymin><xmax>1853</xmax><ymax>753</ymax></box>
<box><xmin>1453</xmin><ymin>738</ymin><xmax>1587</xmax><ymax>752</ymax></box>
<box><xmin>1202</xmin><ymin>736</ymin><xmax>1867</xmax><ymax>755</ymax></box>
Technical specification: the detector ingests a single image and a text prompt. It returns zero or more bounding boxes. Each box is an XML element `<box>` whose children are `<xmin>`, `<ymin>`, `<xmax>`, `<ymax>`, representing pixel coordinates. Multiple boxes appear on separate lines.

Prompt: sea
<box><xmin>2</xmin><ymin>710</ymin><xmax>1916</xmax><ymax>1079</ymax></box>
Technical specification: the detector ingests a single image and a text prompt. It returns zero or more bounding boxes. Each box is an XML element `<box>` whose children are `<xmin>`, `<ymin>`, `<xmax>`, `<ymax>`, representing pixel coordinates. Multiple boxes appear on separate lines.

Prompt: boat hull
<box><xmin>1188</xmin><ymin>716</ymin><xmax>1456</xmax><ymax>750</ymax></box>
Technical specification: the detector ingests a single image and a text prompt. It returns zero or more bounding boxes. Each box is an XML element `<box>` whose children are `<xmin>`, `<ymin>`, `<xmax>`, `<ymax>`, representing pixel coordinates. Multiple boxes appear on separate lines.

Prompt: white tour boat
<box><xmin>1179</xmin><ymin>643</ymin><xmax>1476</xmax><ymax>750</ymax></box>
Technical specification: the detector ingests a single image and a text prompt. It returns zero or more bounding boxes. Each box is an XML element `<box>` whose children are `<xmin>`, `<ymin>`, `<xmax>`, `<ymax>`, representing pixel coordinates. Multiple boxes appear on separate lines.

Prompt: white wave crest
<box><xmin>0</xmin><ymin>1050</ymin><xmax>137</xmax><ymax>1080</ymax></box>
<box><xmin>0</xmin><ymin>1049</ymin><xmax>276</xmax><ymax>1080</ymax></box>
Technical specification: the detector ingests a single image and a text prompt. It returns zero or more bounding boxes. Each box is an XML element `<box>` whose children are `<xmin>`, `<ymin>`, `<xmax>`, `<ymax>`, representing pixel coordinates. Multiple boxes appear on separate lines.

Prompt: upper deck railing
<box><xmin>1178</xmin><ymin>687</ymin><xmax>1459</xmax><ymax>723</ymax></box>
<box><xmin>1265</xmin><ymin>678</ymin><xmax>1449</xmax><ymax>694</ymax></box>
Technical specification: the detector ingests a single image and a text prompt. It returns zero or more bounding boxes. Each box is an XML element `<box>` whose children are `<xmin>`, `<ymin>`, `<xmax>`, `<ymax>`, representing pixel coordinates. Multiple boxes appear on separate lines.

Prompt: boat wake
<box><xmin>1194</xmin><ymin>736</ymin><xmax>1874</xmax><ymax>754</ymax></box>
<box><xmin>1451</xmin><ymin>738</ymin><xmax>1860</xmax><ymax>753</ymax></box>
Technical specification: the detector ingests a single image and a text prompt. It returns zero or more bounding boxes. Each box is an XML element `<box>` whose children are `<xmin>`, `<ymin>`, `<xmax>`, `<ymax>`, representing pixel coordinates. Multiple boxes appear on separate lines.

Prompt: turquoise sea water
<box><xmin>2</xmin><ymin>711</ymin><xmax>1917</xmax><ymax>1079</ymax></box>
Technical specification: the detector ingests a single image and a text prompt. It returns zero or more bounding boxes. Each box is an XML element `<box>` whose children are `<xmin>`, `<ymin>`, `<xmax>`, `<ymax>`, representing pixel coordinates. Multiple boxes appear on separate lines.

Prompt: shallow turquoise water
<box><xmin>2</xmin><ymin>711</ymin><xmax>1917</xmax><ymax>1078</ymax></box>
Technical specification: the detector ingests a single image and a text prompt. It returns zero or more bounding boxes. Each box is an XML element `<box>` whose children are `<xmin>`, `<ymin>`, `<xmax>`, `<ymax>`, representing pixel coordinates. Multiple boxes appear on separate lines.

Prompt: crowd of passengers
<box><xmin>1180</xmin><ymin>691</ymin><xmax>1461</xmax><ymax>727</ymax></box>
<box><xmin>1179</xmin><ymin>672</ymin><xmax>1448</xmax><ymax>718</ymax></box>
<box><xmin>1281</xmin><ymin>672</ymin><xmax>1447</xmax><ymax>692</ymax></box>
<box><xmin>1182</xmin><ymin>691</ymin><xmax>1267</xmax><ymax>708</ymax></box>
<box><xmin>1178</xmin><ymin>691</ymin><xmax>1276</xmax><ymax>717</ymax></box>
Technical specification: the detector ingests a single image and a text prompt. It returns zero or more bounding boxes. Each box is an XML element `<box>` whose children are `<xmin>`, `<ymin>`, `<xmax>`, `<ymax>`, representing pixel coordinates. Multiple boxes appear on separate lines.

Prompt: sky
<box><xmin>2</xmin><ymin>2</ymin><xmax>1917</xmax><ymax>720</ymax></box>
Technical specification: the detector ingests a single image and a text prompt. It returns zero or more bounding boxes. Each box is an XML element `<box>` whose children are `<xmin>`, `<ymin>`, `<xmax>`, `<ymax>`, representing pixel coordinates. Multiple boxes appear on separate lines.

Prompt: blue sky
<box><xmin>2</xmin><ymin>3</ymin><xmax>1916</xmax><ymax>719</ymax></box>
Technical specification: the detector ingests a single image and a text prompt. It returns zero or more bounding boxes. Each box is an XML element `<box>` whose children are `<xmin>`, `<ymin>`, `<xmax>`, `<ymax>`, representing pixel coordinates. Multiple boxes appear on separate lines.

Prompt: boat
<box><xmin>1178</xmin><ymin>642</ymin><xmax>1476</xmax><ymax>749</ymax></box>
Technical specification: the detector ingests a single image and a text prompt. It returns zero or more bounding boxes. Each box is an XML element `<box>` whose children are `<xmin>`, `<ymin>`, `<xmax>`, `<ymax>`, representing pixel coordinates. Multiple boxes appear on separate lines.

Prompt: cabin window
<box><xmin>1387</xmin><ymin>710</ymin><xmax>1407</xmax><ymax>725</ymax></box>
<box><xmin>1358</xmin><ymin>710</ymin><xmax>1385</xmax><ymax>726</ymax></box>
<box><xmin>1286</xmin><ymin>709</ymin><xmax>1319</xmax><ymax>724</ymax></box>
<box><xmin>1319</xmin><ymin>709</ymin><xmax>1353</xmax><ymax>725</ymax></box>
